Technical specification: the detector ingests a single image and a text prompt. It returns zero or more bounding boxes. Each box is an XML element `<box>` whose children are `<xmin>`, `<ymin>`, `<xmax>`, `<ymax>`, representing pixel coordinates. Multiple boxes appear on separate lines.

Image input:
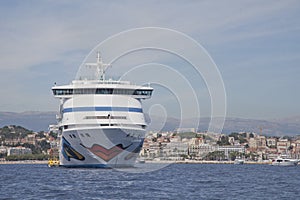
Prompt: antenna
<box><xmin>85</xmin><ymin>51</ymin><xmax>112</xmax><ymax>80</ymax></box>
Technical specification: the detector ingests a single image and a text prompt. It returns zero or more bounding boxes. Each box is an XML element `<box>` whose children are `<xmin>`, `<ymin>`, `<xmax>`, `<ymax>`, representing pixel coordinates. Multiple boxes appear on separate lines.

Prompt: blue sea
<box><xmin>0</xmin><ymin>163</ymin><xmax>299</xmax><ymax>200</ymax></box>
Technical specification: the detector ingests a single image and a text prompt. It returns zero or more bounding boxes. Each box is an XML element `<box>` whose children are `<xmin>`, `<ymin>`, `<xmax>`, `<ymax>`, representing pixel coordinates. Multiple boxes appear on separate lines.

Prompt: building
<box><xmin>163</xmin><ymin>141</ymin><xmax>188</xmax><ymax>160</ymax></box>
<box><xmin>175</xmin><ymin>128</ymin><xmax>196</xmax><ymax>133</ymax></box>
<box><xmin>228</xmin><ymin>137</ymin><xmax>235</xmax><ymax>145</ymax></box>
<box><xmin>248</xmin><ymin>136</ymin><xmax>266</xmax><ymax>151</ymax></box>
<box><xmin>277</xmin><ymin>139</ymin><xmax>291</xmax><ymax>154</ymax></box>
<box><xmin>22</xmin><ymin>134</ymin><xmax>36</xmax><ymax>145</ymax></box>
<box><xmin>256</xmin><ymin>136</ymin><xmax>267</xmax><ymax>149</ymax></box>
<box><xmin>7</xmin><ymin>147</ymin><xmax>32</xmax><ymax>156</ymax></box>
<box><xmin>0</xmin><ymin>146</ymin><xmax>7</xmax><ymax>155</ymax></box>
<box><xmin>291</xmin><ymin>140</ymin><xmax>300</xmax><ymax>159</ymax></box>
<box><xmin>217</xmin><ymin>145</ymin><xmax>245</xmax><ymax>159</ymax></box>
<box><xmin>248</xmin><ymin>138</ymin><xmax>257</xmax><ymax>150</ymax></box>
<box><xmin>266</xmin><ymin>138</ymin><xmax>277</xmax><ymax>147</ymax></box>
<box><xmin>188</xmin><ymin>143</ymin><xmax>215</xmax><ymax>159</ymax></box>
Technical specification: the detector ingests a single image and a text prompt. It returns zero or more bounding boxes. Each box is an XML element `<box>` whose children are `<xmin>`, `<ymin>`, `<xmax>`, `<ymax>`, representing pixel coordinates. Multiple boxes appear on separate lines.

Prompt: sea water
<box><xmin>0</xmin><ymin>163</ymin><xmax>299</xmax><ymax>199</ymax></box>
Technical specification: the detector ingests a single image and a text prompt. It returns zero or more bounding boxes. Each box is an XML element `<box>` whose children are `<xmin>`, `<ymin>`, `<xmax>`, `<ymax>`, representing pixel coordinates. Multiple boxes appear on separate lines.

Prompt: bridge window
<box><xmin>53</xmin><ymin>89</ymin><xmax>73</xmax><ymax>95</ymax></box>
<box><xmin>53</xmin><ymin>88</ymin><xmax>152</xmax><ymax>96</ymax></box>
<box><xmin>133</xmin><ymin>90</ymin><xmax>152</xmax><ymax>96</ymax></box>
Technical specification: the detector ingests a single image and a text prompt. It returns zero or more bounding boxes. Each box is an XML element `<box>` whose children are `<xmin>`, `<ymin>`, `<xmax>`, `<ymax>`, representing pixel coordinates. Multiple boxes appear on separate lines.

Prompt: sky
<box><xmin>0</xmin><ymin>0</ymin><xmax>299</xmax><ymax>120</ymax></box>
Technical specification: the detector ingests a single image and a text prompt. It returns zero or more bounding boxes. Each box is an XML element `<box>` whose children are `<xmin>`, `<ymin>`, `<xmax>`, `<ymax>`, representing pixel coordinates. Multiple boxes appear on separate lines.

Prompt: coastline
<box><xmin>0</xmin><ymin>160</ymin><xmax>48</xmax><ymax>165</ymax></box>
<box><xmin>145</xmin><ymin>160</ymin><xmax>272</xmax><ymax>165</ymax></box>
<box><xmin>0</xmin><ymin>160</ymin><xmax>271</xmax><ymax>165</ymax></box>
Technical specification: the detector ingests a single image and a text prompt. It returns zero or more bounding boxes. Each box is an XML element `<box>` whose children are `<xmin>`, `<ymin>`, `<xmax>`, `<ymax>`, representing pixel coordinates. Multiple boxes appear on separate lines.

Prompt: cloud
<box><xmin>0</xmin><ymin>0</ymin><xmax>298</xmax><ymax>70</ymax></box>
<box><xmin>0</xmin><ymin>0</ymin><xmax>299</xmax><ymax>118</ymax></box>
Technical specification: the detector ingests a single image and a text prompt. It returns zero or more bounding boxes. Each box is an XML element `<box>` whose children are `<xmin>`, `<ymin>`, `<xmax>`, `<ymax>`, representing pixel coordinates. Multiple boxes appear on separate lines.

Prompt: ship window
<box><xmin>85</xmin><ymin>116</ymin><xmax>126</xmax><ymax>120</ymax></box>
<box><xmin>72</xmin><ymin>134</ymin><xmax>76</xmax><ymax>138</ymax></box>
<box><xmin>95</xmin><ymin>88</ymin><xmax>114</xmax><ymax>94</ymax></box>
<box><xmin>85</xmin><ymin>133</ymin><xmax>91</xmax><ymax>137</ymax></box>
<box><xmin>53</xmin><ymin>89</ymin><xmax>74</xmax><ymax>95</ymax></box>
<box><xmin>69</xmin><ymin>134</ymin><xmax>73</xmax><ymax>138</ymax></box>
<box><xmin>80</xmin><ymin>134</ymin><xmax>85</xmax><ymax>137</ymax></box>
<box><xmin>133</xmin><ymin>90</ymin><xmax>152</xmax><ymax>96</ymax></box>
<box><xmin>53</xmin><ymin>88</ymin><xmax>152</xmax><ymax>96</ymax></box>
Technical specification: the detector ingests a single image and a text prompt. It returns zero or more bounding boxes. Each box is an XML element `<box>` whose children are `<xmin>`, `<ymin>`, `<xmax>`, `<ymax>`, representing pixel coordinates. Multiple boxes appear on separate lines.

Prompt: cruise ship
<box><xmin>52</xmin><ymin>52</ymin><xmax>153</xmax><ymax>167</ymax></box>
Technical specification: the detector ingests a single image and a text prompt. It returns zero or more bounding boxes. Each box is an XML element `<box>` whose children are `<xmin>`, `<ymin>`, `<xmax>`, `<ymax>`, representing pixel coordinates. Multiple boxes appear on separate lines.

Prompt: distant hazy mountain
<box><xmin>0</xmin><ymin>111</ymin><xmax>57</xmax><ymax>132</ymax></box>
<box><xmin>146</xmin><ymin>115</ymin><xmax>300</xmax><ymax>136</ymax></box>
<box><xmin>0</xmin><ymin>111</ymin><xmax>300</xmax><ymax>136</ymax></box>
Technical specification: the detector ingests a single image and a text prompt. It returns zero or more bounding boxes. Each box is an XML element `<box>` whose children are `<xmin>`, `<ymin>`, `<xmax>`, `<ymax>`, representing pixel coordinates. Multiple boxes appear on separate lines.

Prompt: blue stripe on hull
<box><xmin>62</xmin><ymin>106</ymin><xmax>143</xmax><ymax>113</ymax></box>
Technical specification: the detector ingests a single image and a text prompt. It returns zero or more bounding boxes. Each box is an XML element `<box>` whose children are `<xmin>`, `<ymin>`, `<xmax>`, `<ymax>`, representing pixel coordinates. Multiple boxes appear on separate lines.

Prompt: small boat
<box><xmin>48</xmin><ymin>158</ymin><xmax>60</xmax><ymax>167</ymax></box>
<box><xmin>136</xmin><ymin>158</ymin><xmax>145</xmax><ymax>164</ymax></box>
<box><xmin>234</xmin><ymin>159</ymin><xmax>244</xmax><ymax>165</ymax></box>
<box><xmin>271</xmin><ymin>157</ymin><xmax>298</xmax><ymax>166</ymax></box>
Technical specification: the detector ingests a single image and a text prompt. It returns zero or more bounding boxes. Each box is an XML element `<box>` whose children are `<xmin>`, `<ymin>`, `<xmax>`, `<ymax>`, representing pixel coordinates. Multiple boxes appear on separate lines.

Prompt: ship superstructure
<box><xmin>52</xmin><ymin>52</ymin><xmax>153</xmax><ymax>167</ymax></box>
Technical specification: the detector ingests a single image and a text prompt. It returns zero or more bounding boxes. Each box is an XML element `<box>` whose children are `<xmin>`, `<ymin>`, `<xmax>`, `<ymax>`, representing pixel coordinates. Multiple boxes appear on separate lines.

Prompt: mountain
<box><xmin>0</xmin><ymin>111</ymin><xmax>300</xmax><ymax>136</ymax></box>
<box><xmin>0</xmin><ymin>111</ymin><xmax>57</xmax><ymax>131</ymax></box>
<box><xmin>147</xmin><ymin>115</ymin><xmax>300</xmax><ymax>136</ymax></box>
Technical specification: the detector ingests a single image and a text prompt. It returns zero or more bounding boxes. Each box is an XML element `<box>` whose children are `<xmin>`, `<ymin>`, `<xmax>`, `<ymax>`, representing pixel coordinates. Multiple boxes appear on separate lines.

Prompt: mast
<box><xmin>85</xmin><ymin>51</ymin><xmax>111</xmax><ymax>80</ymax></box>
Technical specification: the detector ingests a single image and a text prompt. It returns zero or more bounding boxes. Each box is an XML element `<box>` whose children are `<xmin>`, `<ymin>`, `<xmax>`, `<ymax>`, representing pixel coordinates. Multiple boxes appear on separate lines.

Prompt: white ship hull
<box><xmin>60</xmin><ymin>127</ymin><xmax>145</xmax><ymax>168</ymax></box>
<box><xmin>271</xmin><ymin>158</ymin><xmax>298</xmax><ymax>166</ymax></box>
<box><xmin>51</xmin><ymin>52</ymin><xmax>153</xmax><ymax>168</ymax></box>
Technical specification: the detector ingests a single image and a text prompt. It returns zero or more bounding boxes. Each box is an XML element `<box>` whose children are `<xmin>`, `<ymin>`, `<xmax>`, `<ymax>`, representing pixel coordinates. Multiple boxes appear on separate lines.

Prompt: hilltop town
<box><xmin>1</xmin><ymin>125</ymin><xmax>300</xmax><ymax>162</ymax></box>
<box><xmin>141</xmin><ymin>129</ymin><xmax>300</xmax><ymax>162</ymax></box>
<box><xmin>0</xmin><ymin>125</ymin><xmax>58</xmax><ymax>161</ymax></box>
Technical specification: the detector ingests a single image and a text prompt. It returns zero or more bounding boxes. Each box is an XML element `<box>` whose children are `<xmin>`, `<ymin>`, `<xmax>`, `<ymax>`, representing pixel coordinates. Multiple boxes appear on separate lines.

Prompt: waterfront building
<box><xmin>164</xmin><ymin>141</ymin><xmax>188</xmax><ymax>160</ymax></box>
<box><xmin>188</xmin><ymin>143</ymin><xmax>215</xmax><ymax>159</ymax></box>
<box><xmin>217</xmin><ymin>145</ymin><xmax>245</xmax><ymax>159</ymax></box>
<box><xmin>265</xmin><ymin>147</ymin><xmax>278</xmax><ymax>160</ymax></box>
<box><xmin>7</xmin><ymin>146</ymin><xmax>32</xmax><ymax>156</ymax></box>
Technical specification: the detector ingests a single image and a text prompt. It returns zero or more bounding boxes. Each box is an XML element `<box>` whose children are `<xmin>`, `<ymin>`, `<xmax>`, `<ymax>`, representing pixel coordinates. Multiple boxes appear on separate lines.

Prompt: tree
<box><xmin>6</xmin><ymin>154</ymin><xmax>48</xmax><ymax>161</ymax></box>
<box><xmin>37</xmin><ymin>131</ymin><xmax>45</xmax><ymax>138</ymax></box>
<box><xmin>23</xmin><ymin>143</ymin><xmax>41</xmax><ymax>154</ymax></box>
<box><xmin>229</xmin><ymin>132</ymin><xmax>239</xmax><ymax>140</ymax></box>
<box><xmin>217</xmin><ymin>136</ymin><xmax>230</xmax><ymax>146</ymax></box>
<box><xmin>204</xmin><ymin>151</ymin><xmax>226</xmax><ymax>161</ymax></box>
<box><xmin>49</xmin><ymin>131</ymin><xmax>58</xmax><ymax>139</ymax></box>
<box><xmin>239</xmin><ymin>137</ymin><xmax>247</xmax><ymax>144</ymax></box>
<box><xmin>241</xmin><ymin>132</ymin><xmax>247</xmax><ymax>137</ymax></box>
<box><xmin>229</xmin><ymin>152</ymin><xmax>244</xmax><ymax>161</ymax></box>
<box><xmin>38</xmin><ymin>140</ymin><xmax>50</xmax><ymax>152</ymax></box>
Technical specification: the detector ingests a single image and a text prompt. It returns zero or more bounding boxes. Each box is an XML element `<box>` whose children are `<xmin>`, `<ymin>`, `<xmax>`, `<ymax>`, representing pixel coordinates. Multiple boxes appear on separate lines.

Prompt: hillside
<box><xmin>0</xmin><ymin>111</ymin><xmax>300</xmax><ymax>136</ymax></box>
<box><xmin>0</xmin><ymin>111</ymin><xmax>57</xmax><ymax>131</ymax></box>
